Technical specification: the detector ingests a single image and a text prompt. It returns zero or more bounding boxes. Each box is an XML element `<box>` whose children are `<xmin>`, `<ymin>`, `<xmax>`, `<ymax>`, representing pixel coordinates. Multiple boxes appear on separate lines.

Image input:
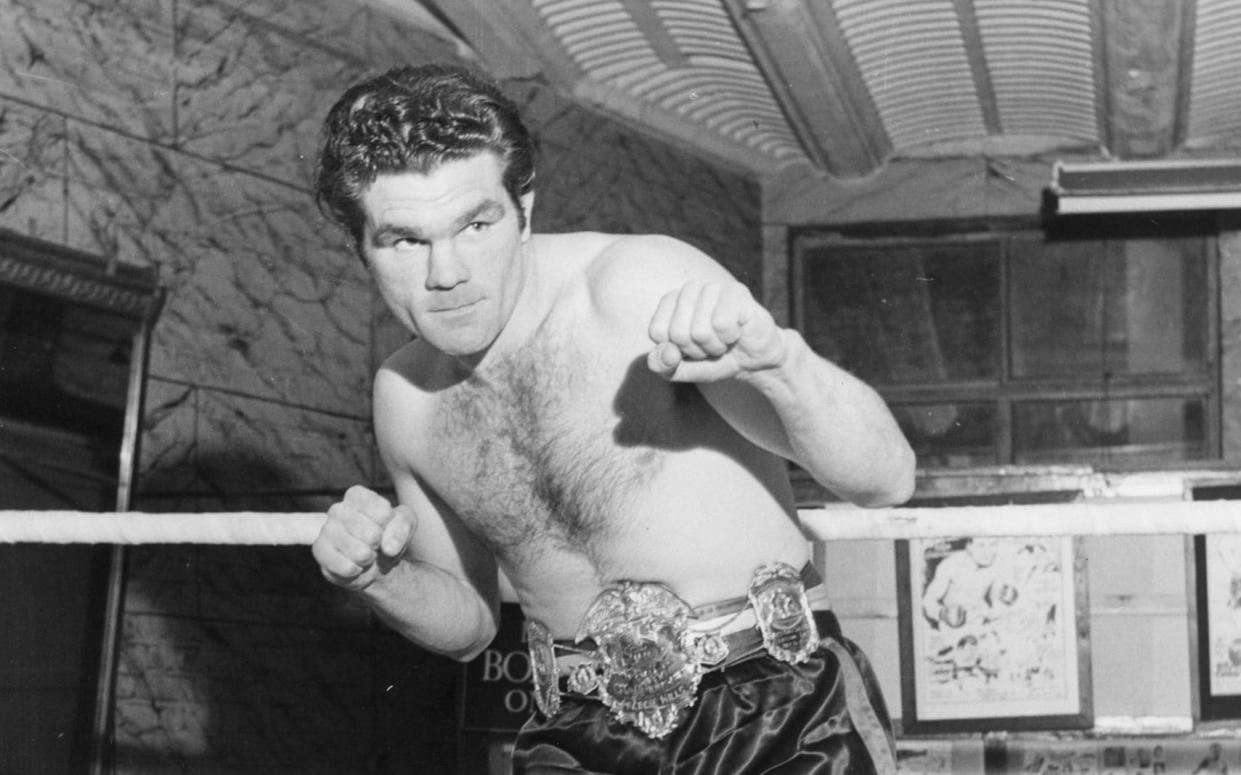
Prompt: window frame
<box><xmin>790</xmin><ymin>216</ymin><xmax>1222</xmax><ymax>472</ymax></box>
<box><xmin>0</xmin><ymin>226</ymin><xmax>162</xmax><ymax>771</ymax></box>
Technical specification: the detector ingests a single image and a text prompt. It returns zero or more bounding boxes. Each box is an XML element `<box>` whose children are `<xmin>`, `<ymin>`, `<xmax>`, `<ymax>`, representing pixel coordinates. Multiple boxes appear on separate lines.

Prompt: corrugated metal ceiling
<box><xmin>426</xmin><ymin>0</ymin><xmax>1241</xmax><ymax>178</ymax></box>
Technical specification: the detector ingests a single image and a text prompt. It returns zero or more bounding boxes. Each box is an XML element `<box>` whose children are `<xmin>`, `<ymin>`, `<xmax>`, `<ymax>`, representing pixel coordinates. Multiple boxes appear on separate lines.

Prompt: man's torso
<box><xmin>393</xmin><ymin>233</ymin><xmax>810</xmax><ymax>636</ymax></box>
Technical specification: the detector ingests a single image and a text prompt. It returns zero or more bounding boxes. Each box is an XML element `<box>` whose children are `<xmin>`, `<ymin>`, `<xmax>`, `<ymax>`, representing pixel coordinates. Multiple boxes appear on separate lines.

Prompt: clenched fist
<box><xmin>312</xmin><ymin>485</ymin><xmax>416</xmax><ymax>591</ymax></box>
<box><xmin>647</xmin><ymin>280</ymin><xmax>786</xmax><ymax>382</ymax></box>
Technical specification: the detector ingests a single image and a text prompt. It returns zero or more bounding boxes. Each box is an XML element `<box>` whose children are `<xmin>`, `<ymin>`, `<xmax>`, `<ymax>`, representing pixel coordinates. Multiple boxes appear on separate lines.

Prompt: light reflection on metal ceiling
<box><xmin>455</xmin><ymin>0</ymin><xmax>1241</xmax><ymax>176</ymax></box>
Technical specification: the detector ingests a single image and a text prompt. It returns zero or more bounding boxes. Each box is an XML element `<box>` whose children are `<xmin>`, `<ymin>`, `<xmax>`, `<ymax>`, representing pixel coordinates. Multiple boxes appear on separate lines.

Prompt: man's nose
<box><xmin>426</xmin><ymin>241</ymin><xmax>469</xmax><ymax>289</ymax></box>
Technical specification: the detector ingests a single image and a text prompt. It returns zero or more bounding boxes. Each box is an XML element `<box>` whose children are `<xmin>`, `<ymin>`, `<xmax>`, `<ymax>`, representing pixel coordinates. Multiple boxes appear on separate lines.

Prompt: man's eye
<box><xmin>392</xmin><ymin>237</ymin><xmax>423</xmax><ymax>249</ymax></box>
<box><xmin>466</xmin><ymin>221</ymin><xmax>490</xmax><ymax>233</ymax></box>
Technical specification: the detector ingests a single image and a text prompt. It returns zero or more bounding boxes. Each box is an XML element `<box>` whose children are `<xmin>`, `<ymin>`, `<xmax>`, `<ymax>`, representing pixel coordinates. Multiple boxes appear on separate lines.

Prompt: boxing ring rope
<box><xmin>2</xmin><ymin>499</ymin><xmax>1240</xmax><ymax>545</ymax></box>
<box><xmin>0</xmin><ymin>510</ymin><xmax>323</xmax><ymax>545</ymax></box>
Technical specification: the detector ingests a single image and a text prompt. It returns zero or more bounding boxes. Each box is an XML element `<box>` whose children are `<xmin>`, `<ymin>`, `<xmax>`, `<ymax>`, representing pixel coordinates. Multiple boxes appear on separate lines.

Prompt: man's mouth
<box><xmin>429</xmin><ymin>298</ymin><xmax>481</xmax><ymax>314</ymax></box>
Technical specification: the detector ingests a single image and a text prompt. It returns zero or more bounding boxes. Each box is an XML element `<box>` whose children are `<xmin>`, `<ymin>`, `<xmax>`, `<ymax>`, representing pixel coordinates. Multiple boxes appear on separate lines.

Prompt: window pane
<box><xmin>894</xmin><ymin>402</ymin><xmax>997</xmax><ymax>468</ymax></box>
<box><xmin>1010</xmin><ymin>238</ymin><xmax>1207</xmax><ymax>379</ymax></box>
<box><xmin>1013</xmin><ymin>397</ymin><xmax>1206</xmax><ymax>465</ymax></box>
<box><xmin>0</xmin><ymin>286</ymin><xmax>128</xmax><ymax>442</ymax></box>
<box><xmin>0</xmin><ymin>286</ymin><xmax>139</xmax><ymax>773</ymax></box>
<box><xmin>800</xmin><ymin>243</ymin><xmax>999</xmax><ymax>385</ymax></box>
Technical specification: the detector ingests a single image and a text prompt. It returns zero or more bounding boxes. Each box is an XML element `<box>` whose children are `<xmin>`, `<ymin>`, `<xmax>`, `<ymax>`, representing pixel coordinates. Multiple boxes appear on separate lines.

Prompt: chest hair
<box><xmin>428</xmin><ymin>334</ymin><xmax>682</xmax><ymax>561</ymax></box>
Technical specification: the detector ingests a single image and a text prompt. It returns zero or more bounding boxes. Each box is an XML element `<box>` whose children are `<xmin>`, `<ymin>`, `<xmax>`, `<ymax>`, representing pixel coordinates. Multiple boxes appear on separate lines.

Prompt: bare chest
<box><xmin>416</xmin><ymin>336</ymin><xmax>696</xmax><ymax>560</ymax></box>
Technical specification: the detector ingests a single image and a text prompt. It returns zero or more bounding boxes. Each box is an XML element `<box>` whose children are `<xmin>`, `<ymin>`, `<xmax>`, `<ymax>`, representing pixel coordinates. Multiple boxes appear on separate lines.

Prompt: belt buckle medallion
<box><xmin>749</xmin><ymin>562</ymin><xmax>820</xmax><ymax>663</ymax></box>
<box><xmin>575</xmin><ymin>581</ymin><xmax>725</xmax><ymax>738</ymax></box>
<box><xmin>524</xmin><ymin>619</ymin><xmax>561</xmax><ymax>718</ymax></box>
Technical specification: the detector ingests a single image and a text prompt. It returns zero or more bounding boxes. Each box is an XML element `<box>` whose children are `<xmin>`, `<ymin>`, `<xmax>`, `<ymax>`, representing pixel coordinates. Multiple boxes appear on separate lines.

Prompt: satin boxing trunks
<box><xmin>513</xmin><ymin>562</ymin><xmax>897</xmax><ymax>775</ymax></box>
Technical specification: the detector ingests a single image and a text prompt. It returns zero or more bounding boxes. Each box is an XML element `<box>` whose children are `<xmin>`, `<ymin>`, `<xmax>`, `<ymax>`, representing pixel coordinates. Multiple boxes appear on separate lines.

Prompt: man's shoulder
<box><xmin>540</xmin><ymin>232</ymin><xmax>732</xmax><ymax>317</ymax></box>
<box><xmin>589</xmin><ymin>232</ymin><xmax>724</xmax><ymax>279</ymax></box>
<box><xmin>374</xmin><ymin>339</ymin><xmax>443</xmax><ymax>403</ymax></box>
<box><xmin>371</xmin><ymin>340</ymin><xmax>452</xmax><ymax>467</ymax></box>
<box><xmin>533</xmin><ymin>231</ymin><xmax>725</xmax><ymax>278</ymax></box>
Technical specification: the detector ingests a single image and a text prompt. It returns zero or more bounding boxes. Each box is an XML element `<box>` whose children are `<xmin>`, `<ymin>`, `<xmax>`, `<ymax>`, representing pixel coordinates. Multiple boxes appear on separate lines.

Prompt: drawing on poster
<box><xmin>1205</xmin><ymin>534</ymin><xmax>1241</xmax><ymax>698</ymax></box>
<box><xmin>907</xmin><ymin>535</ymin><xmax>1083</xmax><ymax>722</ymax></box>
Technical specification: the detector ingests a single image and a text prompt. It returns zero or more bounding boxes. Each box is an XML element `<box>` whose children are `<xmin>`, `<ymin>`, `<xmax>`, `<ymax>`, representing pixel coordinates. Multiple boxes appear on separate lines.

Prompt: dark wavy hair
<box><xmin>315</xmin><ymin>65</ymin><xmax>536</xmax><ymax>259</ymax></box>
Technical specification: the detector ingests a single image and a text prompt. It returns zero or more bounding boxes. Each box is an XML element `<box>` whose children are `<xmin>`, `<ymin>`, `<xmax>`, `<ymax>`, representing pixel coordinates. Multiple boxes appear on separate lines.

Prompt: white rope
<box><xmin>797</xmin><ymin>498</ymin><xmax>1241</xmax><ymax>541</ymax></box>
<box><xmin>0</xmin><ymin>511</ymin><xmax>322</xmax><ymax>545</ymax></box>
<box><xmin>0</xmin><ymin>499</ymin><xmax>1237</xmax><ymax>545</ymax></box>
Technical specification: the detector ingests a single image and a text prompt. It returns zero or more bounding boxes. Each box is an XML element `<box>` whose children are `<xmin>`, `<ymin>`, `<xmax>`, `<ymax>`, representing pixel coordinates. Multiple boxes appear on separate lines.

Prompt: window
<box><xmin>793</xmin><ymin>218</ymin><xmax>1218</xmax><ymax>470</ymax></box>
<box><xmin>0</xmin><ymin>228</ymin><xmax>160</xmax><ymax>771</ymax></box>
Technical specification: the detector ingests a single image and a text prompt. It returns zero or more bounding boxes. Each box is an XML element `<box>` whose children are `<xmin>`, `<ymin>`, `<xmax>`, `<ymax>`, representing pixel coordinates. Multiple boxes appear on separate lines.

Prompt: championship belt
<box><xmin>748</xmin><ymin>562</ymin><xmax>820</xmax><ymax>663</ymax></box>
<box><xmin>569</xmin><ymin>581</ymin><xmax>727</xmax><ymax>739</ymax></box>
<box><xmin>524</xmin><ymin>619</ymin><xmax>562</xmax><ymax>718</ymax></box>
<box><xmin>524</xmin><ymin>563</ymin><xmax>821</xmax><ymax>739</ymax></box>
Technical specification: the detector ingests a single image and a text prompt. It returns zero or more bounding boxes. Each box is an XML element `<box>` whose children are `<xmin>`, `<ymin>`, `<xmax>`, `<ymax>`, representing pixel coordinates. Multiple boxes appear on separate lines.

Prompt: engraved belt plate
<box><xmin>749</xmin><ymin>562</ymin><xmax>820</xmax><ymax>664</ymax></box>
<box><xmin>573</xmin><ymin>581</ymin><xmax>726</xmax><ymax>739</ymax></box>
<box><xmin>524</xmin><ymin>619</ymin><xmax>561</xmax><ymax>718</ymax></box>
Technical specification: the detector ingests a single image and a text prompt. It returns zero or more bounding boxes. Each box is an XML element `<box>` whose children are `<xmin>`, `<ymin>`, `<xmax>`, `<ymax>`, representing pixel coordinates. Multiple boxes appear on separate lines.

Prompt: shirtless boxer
<box><xmin>311</xmin><ymin>64</ymin><xmax>915</xmax><ymax>774</ymax></box>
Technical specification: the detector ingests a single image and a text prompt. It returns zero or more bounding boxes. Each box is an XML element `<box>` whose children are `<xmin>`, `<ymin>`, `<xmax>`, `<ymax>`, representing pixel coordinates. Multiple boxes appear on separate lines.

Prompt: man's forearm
<box><xmin>744</xmin><ymin>329</ymin><xmax>916</xmax><ymax>507</ymax></box>
<box><xmin>360</xmin><ymin>558</ymin><xmax>498</xmax><ymax>662</ymax></box>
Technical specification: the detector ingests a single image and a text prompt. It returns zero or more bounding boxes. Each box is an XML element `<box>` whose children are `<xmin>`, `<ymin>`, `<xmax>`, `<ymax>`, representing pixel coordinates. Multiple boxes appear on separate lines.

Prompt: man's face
<box><xmin>359</xmin><ymin>152</ymin><xmax>533</xmax><ymax>358</ymax></box>
<box><xmin>966</xmin><ymin>538</ymin><xmax>998</xmax><ymax>567</ymax></box>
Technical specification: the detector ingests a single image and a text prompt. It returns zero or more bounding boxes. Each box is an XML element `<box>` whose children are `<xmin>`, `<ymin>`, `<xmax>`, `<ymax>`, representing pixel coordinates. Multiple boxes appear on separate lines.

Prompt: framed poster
<box><xmin>1193</xmin><ymin>533</ymin><xmax>1241</xmax><ymax>720</ymax></box>
<box><xmin>896</xmin><ymin>535</ymin><xmax>1092</xmax><ymax>733</ymax></box>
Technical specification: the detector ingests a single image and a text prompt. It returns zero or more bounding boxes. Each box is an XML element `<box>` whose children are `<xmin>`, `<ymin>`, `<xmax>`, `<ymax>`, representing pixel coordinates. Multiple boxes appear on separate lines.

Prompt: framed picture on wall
<box><xmin>1193</xmin><ymin>532</ymin><xmax>1241</xmax><ymax>720</ymax></box>
<box><xmin>1190</xmin><ymin>484</ymin><xmax>1241</xmax><ymax>721</ymax></box>
<box><xmin>896</xmin><ymin>535</ymin><xmax>1092</xmax><ymax>733</ymax></box>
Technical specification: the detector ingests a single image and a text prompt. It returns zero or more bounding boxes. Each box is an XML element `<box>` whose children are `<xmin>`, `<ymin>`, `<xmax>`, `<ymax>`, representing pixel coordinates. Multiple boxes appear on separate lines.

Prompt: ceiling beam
<box><xmin>952</xmin><ymin>0</ymin><xmax>1001</xmax><ymax>135</ymax></box>
<box><xmin>718</xmin><ymin>0</ymin><xmax>891</xmax><ymax>178</ymax></box>
<box><xmin>616</xmin><ymin>0</ymin><xmax>690</xmax><ymax>69</ymax></box>
<box><xmin>1171</xmin><ymin>0</ymin><xmax>1198</xmax><ymax>147</ymax></box>
<box><xmin>1096</xmin><ymin>0</ymin><xmax>1197</xmax><ymax>158</ymax></box>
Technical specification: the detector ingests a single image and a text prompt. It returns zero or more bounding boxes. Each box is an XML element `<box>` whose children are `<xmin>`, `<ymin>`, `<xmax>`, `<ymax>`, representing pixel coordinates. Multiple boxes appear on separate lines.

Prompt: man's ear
<box><xmin>520</xmin><ymin>190</ymin><xmax>535</xmax><ymax>241</ymax></box>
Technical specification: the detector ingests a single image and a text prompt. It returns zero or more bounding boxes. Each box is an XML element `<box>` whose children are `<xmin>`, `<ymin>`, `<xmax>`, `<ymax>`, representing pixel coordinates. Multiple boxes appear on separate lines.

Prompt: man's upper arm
<box><xmin>590</xmin><ymin>234</ymin><xmax>913</xmax><ymax>505</ymax></box>
<box><xmin>372</xmin><ymin>363</ymin><xmax>499</xmax><ymax>606</ymax></box>
<box><xmin>590</xmin><ymin>235</ymin><xmax>794</xmax><ymax>458</ymax></box>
